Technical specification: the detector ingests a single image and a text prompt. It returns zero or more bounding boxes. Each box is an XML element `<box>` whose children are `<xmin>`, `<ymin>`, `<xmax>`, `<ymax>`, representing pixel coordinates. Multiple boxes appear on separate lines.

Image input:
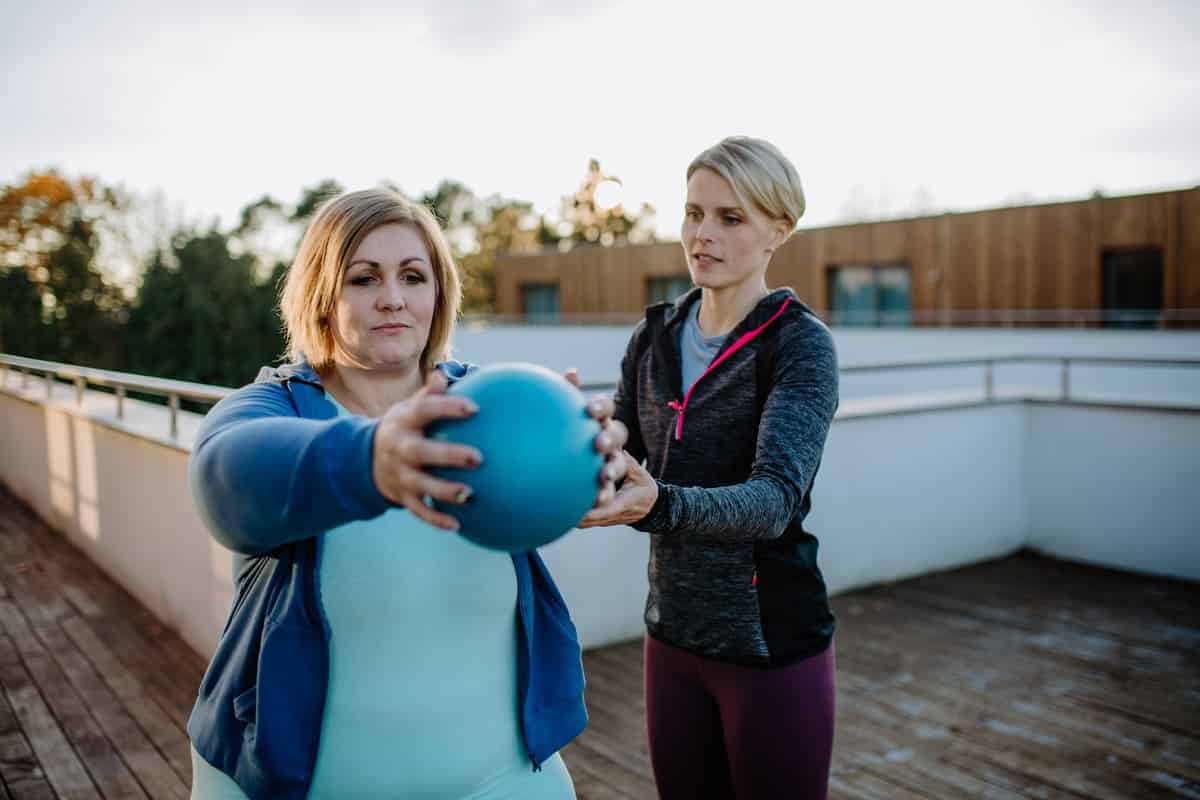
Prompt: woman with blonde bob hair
<box><xmin>582</xmin><ymin>137</ymin><xmax>840</xmax><ymax>799</ymax></box>
<box><xmin>186</xmin><ymin>188</ymin><xmax>627</xmax><ymax>799</ymax></box>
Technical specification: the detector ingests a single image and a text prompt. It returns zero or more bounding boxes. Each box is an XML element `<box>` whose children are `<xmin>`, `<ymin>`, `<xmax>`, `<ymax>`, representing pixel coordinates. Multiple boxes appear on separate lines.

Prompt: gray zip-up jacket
<box><xmin>614</xmin><ymin>288</ymin><xmax>839</xmax><ymax>666</ymax></box>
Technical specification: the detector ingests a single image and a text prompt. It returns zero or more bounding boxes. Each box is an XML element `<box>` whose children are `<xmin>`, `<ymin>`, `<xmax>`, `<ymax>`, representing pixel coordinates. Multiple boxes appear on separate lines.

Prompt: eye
<box><xmin>685</xmin><ymin>209</ymin><xmax>701</xmax><ymax>222</ymax></box>
<box><xmin>403</xmin><ymin>271</ymin><xmax>427</xmax><ymax>285</ymax></box>
<box><xmin>723</xmin><ymin>215</ymin><xmax>742</xmax><ymax>226</ymax></box>
<box><xmin>349</xmin><ymin>273</ymin><xmax>376</xmax><ymax>286</ymax></box>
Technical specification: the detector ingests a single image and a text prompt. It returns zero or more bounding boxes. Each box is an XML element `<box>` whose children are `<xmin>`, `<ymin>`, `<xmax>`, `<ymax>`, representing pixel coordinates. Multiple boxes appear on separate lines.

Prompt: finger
<box><xmin>580</xmin><ymin>486</ymin><xmax>636</xmax><ymax>526</ymax></box>
<box><xmin>563</xmin><ymin>367</ymin><xmax>580</xmax><ymax>388</ymax></box>
<box><xmin>606</xmin><ymin>419</ymin><xmax>629</xmax><ymax>451</ymax></box>
<box><xmin>421</xmin><ymin>369</ymin><xmax>450</xmax><ymax>396</ymax></box>
<box><xmin>402</xmin><ymin>438</ymin><xmax>483</xmax><ymax>470</ymax></box>
<box><xmin>586</xmin><ymin>394</ymin><xmax>614</xmax><ymax>421</ymax></box>
<box><xmin>401</xmin><ymin>495</ymin><xmax>462</xmax><ymax>531</ymax></box>
<box><xmin>603</xmin><ymin>453</ymin><xmax>627</xmax><ymax>484</ymax></box>
<box><xmin>578</xmin><ymin>502</ymin><xmax>620</xmax><ymax>528</ymax></box>
<box><xmin>395</xmin><ymin>393</ymin><xmax>479</xmax><ymax>428</ymax></box>
<box><xmin>576</xmin><ymin>509</ymin><xmax>605</xmax><ymax>528</ymax></box>
<box><xmin>400</xmin><ymin>470</ymin><xmax>476</xmax><ymax>506</ymax></box>
<box><xmin>594</xmin><ymin>482</ymin><xmax>615</xmax><ymax>507</ymax></box>
<box><xmin>593</xmin><ymin>428</ymin><xmax>615</xmax><ymax>455</ymax></box>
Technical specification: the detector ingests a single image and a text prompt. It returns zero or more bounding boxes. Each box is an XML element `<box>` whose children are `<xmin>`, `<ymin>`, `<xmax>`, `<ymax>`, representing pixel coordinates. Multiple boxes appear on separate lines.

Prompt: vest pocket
<box><xmin>246</xmin><ymin>619</ymin><xmax>327</xmax><ymax>784</ymax></box>
<box><xmin>232</xmin><ymin>685</ymin><xmax>257</xmax><ymax>724</ymax></box>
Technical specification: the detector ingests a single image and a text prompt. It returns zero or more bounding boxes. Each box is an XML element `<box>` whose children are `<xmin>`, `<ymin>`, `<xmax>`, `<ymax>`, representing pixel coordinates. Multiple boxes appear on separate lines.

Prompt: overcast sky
<box><xmin>3</xmin><ymin>0</ymin><xmax>1198</xmax><ymax>239</ymax></box>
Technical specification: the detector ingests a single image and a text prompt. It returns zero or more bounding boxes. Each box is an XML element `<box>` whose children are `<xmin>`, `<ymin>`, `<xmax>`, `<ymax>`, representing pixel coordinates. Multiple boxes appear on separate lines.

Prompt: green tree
<box><xmin>548</xmin><ymin>159</ymin><xmax>657</xmax><ymax>249</ymax></box>
<box><xmin>126</xmin><ymin>229</ymin><xmax>285</xmax><ymax>387</ymax></box>
<box><xmin>0</xmin><ymin>171</ymin><xmax>128</xmax><ymax>365</ymax></box>
<box><xmin>0</xmin><ymin>267</ymin><xmax>50</xmax><ymax>355</ymax></box>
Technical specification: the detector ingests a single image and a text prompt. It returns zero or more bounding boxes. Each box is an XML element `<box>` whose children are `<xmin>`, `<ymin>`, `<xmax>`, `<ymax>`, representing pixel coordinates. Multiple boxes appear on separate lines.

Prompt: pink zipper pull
<box><xmin>667</xmin><ymin>400</ymin><xmax>683</xmax><ymax>441</ymax></box>
<box><xmin>751</xmin><ymin>569</ymin><xmax>758</xmax><ymax>587</ymax></box>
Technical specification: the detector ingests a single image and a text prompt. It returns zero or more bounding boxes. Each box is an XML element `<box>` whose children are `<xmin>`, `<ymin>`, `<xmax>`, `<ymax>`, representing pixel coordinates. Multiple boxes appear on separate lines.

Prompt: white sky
<box><xmin>3</xmin><ymin>0</ymin><xmax>1198</xmax><ymax>240</ymax></box>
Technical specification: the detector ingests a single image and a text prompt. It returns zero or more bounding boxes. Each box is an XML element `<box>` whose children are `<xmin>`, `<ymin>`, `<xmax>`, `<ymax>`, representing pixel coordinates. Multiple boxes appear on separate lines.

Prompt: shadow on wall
<box><xmin>0</xmin><ymin>389</ymin><xmax>231</xmax><ymax>657</ymax></box>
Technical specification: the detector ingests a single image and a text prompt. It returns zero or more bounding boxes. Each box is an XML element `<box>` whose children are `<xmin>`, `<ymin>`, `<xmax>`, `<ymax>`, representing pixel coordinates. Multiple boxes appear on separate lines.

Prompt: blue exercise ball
<box><xmin>427</xmin><ymin>362</ymin><xmax>603</xmax><ymax>552</ymax></box>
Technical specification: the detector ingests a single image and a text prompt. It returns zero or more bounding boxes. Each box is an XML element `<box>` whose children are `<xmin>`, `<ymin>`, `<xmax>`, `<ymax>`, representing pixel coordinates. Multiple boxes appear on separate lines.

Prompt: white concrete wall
<box><xmin>0</xmin><ymin>385</ymin><xmax>230</xmax><ymax>658</ymax></box>
<box><xmin>452</xmin><ymin>325</ymin><xmax>1200</xmax><ymax>404</ymax></box>
<box><xmin>2</xmin><ymin>329</ymin><xmax>1198</xmax><ymax>657</ymax></box>
<box><xmin>1025</xmin><ymin>403</ymin><xmax>1200</xmax><ymax>582</ymax></box>
<box><xmin>810</xmin><ymin>403</ymin><xmax>1029</xmax><ymax>594</ymax></box>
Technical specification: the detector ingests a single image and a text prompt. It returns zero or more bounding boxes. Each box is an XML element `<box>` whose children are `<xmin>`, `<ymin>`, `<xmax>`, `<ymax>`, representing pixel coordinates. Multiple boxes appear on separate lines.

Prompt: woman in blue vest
<box><xmin>187</xmin><ymin>188</ymin><xmax>627</xmax><ymax>799</ymax></box>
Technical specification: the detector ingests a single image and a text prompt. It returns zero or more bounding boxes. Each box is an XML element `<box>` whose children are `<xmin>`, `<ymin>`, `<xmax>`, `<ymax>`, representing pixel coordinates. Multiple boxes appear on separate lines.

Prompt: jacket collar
<box><xmin>256</xmin><ymin>360</ymin><xmax>324</xmax><ymax>388</ymax></box>
<box><xmin>659</xmin><ymin>286</ymin><xmax>801</xmax><ymax>337</ymax></box>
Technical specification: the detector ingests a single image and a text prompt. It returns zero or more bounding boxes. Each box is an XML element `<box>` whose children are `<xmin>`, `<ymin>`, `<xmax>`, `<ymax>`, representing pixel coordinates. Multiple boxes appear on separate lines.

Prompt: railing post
<box><xmin>1060</xmin><ymin>359</ymin><xmax>1070</xmax><ymax>401</ymax></box>
<box><xmin>984</xmin><ymin>361</ymin><xmax>994</xmax><ymax>401</ymax></box>
<box><xmin>116</xmin><ymin>386</ymin><xmax>125</xmax><ymax>420</ymax></box>
<box><xmin>20</xmin><ymin>368</ymin><xmax>28</xmax><ymax>389</ymax></box>
<box><xmin>46</xmin><ymin>372</ymin><xmax>54</xmax><ymax>399</ymax></box>
<box><xmin>169</xmin><ymin>393</ymin><xmax>180</xmax><ymax>439</ymax></box>
<box><xmin>74</xmin><ymin>376</ymin><xmax>86</xmax><ymax>405</ymax></box>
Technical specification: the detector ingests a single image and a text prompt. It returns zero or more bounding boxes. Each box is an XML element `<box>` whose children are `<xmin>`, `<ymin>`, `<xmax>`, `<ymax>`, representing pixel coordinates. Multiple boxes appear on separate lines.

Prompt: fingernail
<box><xmin>467</xmin><ymin>449</ymin><xmax>483</xmax><ymax>466</ymax></box>
<box><xmin>597</xmin><ymin>432</ymin><xmax>613</xmax><ymax>450</ymax></box>
<box><xmin>588</xmin><ymin>398</ymin><xmax>604</xmax><ymax>413</ymax></box>
<box><xmin>463</xmin><ymin>400</ymin><xmax>479</xmax><ymax>414</ymax></box>
<box><xmin>455</xmin><ymin>487</ymin><xmax>474</xmax><ymax>504</ymax></box>
<box><xmin>606</xmin><ymin>463</ymin><xmax>621</xmax><ymax>481</ymax></box>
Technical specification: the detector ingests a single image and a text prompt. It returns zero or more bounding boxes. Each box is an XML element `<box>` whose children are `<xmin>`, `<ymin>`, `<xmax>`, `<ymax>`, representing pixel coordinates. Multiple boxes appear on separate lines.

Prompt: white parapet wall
<box><xmin>1</xmin><ymin>327</ymin><xmax>1198</xmax><ymax>658</ymax></box>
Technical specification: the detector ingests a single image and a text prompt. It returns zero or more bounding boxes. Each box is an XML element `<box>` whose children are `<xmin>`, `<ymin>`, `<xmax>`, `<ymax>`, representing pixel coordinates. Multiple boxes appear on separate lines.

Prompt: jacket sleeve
<box><xmin>612</xmin><ymin>318</ymin><xmax>649</xmax><ymax>464</ymax></box>
<box><xmin>188</xmin><ymin>382</ymin><xmax>392</xmax><ymax>555</ymax></box>
<box><xmin>633</xmin><ymin>318</ymin><xmax>839</xmax><ymax>542</ymax></box>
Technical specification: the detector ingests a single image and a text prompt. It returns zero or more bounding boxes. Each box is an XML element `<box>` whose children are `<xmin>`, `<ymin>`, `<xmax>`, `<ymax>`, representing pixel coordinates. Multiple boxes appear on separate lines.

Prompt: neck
<box><xmin>320</xmin><ymin>360</ymin><xmax>424</xmax><ymax>417</ymax></box>
<box><xmin>697</xmin><ymin>277</ymin><xmax>770</xmax><ymax>337</ymax></box>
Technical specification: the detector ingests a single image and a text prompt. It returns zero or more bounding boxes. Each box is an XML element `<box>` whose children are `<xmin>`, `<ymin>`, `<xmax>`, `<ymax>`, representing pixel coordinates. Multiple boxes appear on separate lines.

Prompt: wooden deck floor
<box><xmin>0</xmin><ymin>483</ymin><xmax>1197</xmax><ymax>799</ymax></box>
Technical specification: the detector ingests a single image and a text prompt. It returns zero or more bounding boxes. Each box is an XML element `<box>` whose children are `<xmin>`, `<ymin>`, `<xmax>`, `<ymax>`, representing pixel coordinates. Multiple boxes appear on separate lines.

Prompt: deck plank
<box><xmin>1</xmin><ymin>483</ymin><xmax>1197</xmax><ymax>799</ymax></box>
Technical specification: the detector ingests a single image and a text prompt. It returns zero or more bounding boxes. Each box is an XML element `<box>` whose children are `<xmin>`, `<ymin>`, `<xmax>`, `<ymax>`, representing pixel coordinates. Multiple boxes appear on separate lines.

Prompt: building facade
<box><xmin>494</xmin><ymin>187</ymin><xmax>1200</xmax><ymax>326</ymax></box>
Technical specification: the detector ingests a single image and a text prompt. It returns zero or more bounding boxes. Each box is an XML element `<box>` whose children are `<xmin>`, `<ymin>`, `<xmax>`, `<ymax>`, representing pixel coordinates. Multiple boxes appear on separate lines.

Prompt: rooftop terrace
<box><xmin>2</xmin><ymin>484</ymin><xmax>1196</xmax><ymax>800</ymax></box>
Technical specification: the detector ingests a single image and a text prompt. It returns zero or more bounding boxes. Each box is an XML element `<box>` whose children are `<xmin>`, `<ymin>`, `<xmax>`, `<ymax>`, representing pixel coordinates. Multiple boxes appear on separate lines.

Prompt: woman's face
<box><xmin>681</xmin><ymin>167</ymin><xmax>786</xmax><ymax>292</ymax></box>
<box><xmin>329</xmin><ymin>223</ymin><xmax>437</xmax><ymax>371</ymax></box>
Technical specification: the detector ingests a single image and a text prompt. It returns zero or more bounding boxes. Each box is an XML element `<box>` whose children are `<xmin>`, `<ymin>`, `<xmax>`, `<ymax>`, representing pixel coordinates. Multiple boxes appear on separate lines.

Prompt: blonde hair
<box><xmin>687</xmin><ymin>136</ymin><xmax>806</xmax><ymax>231</ymax></box>
<box><xmin>279</xmin><ymin>188</ymin><xmax>461</xmax><ymax>373</ymax></box>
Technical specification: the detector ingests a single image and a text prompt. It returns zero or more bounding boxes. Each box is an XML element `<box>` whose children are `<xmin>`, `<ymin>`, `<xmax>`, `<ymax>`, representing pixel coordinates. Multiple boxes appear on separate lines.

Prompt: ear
<box><xmin>765</xmin><ymin>220</ymin><xmax>790</xmax><ymax>255</ymax></box>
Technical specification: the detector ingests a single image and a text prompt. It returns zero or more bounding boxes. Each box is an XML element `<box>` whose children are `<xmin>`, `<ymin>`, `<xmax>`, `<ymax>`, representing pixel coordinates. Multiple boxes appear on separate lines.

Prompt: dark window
<box><xmin>1102</xmin><ymin>247</ymin><xmax>1163</xmax><ymax>328</ymax></box>
<box><xmin>827</xmin><ymin>264</ymin><xmax>912</xmax><ymax>326</ymax></box>
<box><xmin>647</xmin><ymin>275</ymin><xmax>693</xmax><ymax>305</ymax></box>
<box><xmin>521</xmin><ymin>283</ymin><xmax>559</xmax><ymax>323</ymax></box>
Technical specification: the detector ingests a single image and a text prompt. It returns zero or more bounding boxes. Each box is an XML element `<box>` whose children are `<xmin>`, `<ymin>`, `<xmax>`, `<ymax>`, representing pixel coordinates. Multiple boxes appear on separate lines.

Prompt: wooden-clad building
<box><xmin>495</xmin><ymin>187</ymin><xmax>1200</xmax><ymax>326</ymax></box>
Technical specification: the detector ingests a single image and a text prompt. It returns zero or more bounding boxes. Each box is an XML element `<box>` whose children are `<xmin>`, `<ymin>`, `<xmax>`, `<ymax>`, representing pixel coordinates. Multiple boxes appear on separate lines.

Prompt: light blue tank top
<box><xmin>190</xmin><ymin>396</ymin><xmax>574</xmax><ymax>799</ymax></box>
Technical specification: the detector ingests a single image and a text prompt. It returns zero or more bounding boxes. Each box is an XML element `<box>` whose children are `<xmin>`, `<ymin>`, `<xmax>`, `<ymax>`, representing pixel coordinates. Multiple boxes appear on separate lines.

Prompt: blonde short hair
<box><xmin>279</xmin><ymin>188</ymin><xmax>461</xmax><ymax>373</ymax></box>
<box><xmin>687</xmin><ymin>137</ymin><xmax>806</xmax><ymax>231</ymax></box>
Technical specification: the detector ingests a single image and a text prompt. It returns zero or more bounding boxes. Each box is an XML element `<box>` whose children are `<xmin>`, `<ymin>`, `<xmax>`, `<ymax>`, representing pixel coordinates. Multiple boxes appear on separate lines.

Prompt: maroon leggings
<box><xmin>644</xmin><ymin>636</ymin><xmax>836</xmax><ymax>800</ymax></box>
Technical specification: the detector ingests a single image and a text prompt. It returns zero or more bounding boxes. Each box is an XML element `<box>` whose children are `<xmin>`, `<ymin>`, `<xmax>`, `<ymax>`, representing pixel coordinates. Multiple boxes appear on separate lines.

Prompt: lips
<box><xmin>371</xmin><ymin>323</ymin><xmax>410</xmax><ymax>332</ymax></box>
<box><xmin>691</xmin><ymin>253</ymin><xmax>722</xmax><ymax>264</ymax></box>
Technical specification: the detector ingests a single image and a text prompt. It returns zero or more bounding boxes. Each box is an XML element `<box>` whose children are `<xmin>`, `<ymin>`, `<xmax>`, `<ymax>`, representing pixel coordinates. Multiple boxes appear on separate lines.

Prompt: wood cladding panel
<box><xmin>1181</xmin><ymin>189</ymin><xmax>1200</xmax><ymax>308</ymax></box>
<box><xmin>494</xmin><ymin>190</ymin><xmax>1197</xmax><ymax>320</ymax></box>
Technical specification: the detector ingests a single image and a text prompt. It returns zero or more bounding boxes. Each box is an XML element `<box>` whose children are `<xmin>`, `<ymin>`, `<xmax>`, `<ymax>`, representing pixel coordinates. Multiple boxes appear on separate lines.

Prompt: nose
<box><xmin>694</xmin><ymin>216</ymin><xmax>716</xmax><ymax>245</ymax></box>
<box><xmin>377</xmin><ymin>276</ymin><xmax>407</xmax><ymax>311</ymax></box>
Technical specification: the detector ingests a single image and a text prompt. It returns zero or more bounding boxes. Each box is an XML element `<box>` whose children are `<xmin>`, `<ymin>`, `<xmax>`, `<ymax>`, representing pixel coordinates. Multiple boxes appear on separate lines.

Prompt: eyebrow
<box><xmin>685</xmin><ymin>203</ymin><xmax>745</xmax><ymax>215</ymax></box>
<box><xmin>346</xmin><ymin>256</ymin><xmax>428</xmax><ymax>269</ymax></box>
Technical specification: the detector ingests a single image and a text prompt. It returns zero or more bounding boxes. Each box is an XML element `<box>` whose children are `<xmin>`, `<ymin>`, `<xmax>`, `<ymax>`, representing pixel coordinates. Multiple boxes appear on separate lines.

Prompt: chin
<box><xmin>368</xmin><ymin>348</ymin><xmax>422</xmax><ymax>370</ymax></box>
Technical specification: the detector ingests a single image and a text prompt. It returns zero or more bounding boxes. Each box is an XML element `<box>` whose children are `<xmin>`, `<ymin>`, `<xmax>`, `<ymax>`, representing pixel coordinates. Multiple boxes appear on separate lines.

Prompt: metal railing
<box><xmin>3</xmin><ymin>353</ymin><xmax>1198</xmax><ymax>441</ymax></box>
<box><xmin>838</xmin><ymin>354</ymin><xmax>1200</xmax><ymax>404</ymax></box>
<box><xmin>465</xmin><ymin>308</ymin><xmax>1200</xmax><ymax>328</ymax></box>
<box><xmin>0</xmin><ymin>355</ymin><xmax>232</xmax><ymax>440</ymax></box>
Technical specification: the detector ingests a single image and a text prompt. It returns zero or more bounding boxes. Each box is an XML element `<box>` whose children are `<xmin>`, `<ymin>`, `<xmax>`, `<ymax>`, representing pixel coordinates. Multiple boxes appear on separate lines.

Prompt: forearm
<box><xmin>632</xmin><ymin>470</ymin><xmax>799</xmax><ymax>542</ymax></box>
<box><xmin>190</xmin><ymin>414</ymin><xmax>390</xmax><ymax>555</ymax></box>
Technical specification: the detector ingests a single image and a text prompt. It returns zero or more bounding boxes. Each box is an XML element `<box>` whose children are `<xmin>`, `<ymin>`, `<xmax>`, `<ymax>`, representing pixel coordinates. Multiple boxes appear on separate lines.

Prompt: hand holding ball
<box><xmin>427</xmin><ymin>363</ymin><xmax>604</xmax><ymax>551</ymax></box>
